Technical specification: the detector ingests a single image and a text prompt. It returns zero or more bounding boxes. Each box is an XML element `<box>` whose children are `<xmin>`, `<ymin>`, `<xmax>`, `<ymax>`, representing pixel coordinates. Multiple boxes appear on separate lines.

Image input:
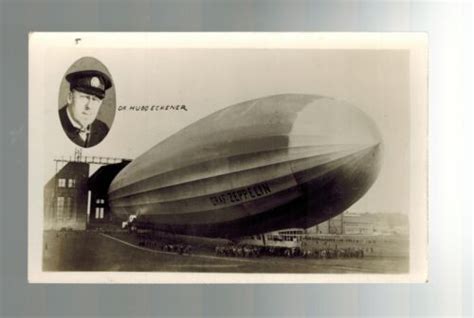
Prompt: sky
<box><xmin>36</xmin><ymin>41</ymin><xmax>413</xmax><ymax>215</ymax></box>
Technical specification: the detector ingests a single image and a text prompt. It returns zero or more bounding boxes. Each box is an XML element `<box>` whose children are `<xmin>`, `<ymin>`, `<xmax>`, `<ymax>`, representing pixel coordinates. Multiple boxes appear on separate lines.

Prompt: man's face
<box><xmin>67</xmin><ymin>89</ymin><xmax>103</xmax><ymax>128</ymax></box>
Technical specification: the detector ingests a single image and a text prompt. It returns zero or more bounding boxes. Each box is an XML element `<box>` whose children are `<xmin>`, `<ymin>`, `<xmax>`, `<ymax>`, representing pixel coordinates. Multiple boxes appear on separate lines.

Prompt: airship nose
<box><xmin>286</xmin><ymin>97</ymin><xmax>383</xmax><ymax>228</ymax></box>
<box><xmin>289</xmin><ymin>97</ymin><xmax>382</xmax><ymax>150</ymax></box>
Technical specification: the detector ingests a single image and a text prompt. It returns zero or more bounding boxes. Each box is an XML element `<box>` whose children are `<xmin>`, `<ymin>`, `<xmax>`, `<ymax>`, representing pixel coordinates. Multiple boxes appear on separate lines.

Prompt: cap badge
<box><xmin>90</xmin><ymin>76</ymin><xmax>101</xmax><ymax>88</ymax></box>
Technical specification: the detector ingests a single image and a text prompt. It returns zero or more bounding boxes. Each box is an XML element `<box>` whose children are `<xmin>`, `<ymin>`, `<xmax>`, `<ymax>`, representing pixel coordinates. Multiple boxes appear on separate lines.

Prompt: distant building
<box><xmin>306</xmin><ymin>211</ymin><xmax>408</xmax><ymax>236</ymax></box>
<box><xmin>306</xmin><ymin>214</ymin><xmax>344</xmax><ymax>235</ymax></box>
<box><xmin>43</xmin><ymin>154</ymin><xmax>130</xmax><ymax>230</ymax></box>
<box><xmin>343</xmin><ymin>212</ymin><xmax>408</xmax><ymax>235</ymax></box>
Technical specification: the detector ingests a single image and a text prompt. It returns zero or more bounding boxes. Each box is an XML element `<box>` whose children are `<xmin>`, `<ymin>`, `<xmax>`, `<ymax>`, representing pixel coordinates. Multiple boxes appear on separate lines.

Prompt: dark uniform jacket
<box><xmin>59</xmin><ymin>106</ymin><xmax>109</xmax><ymax>148</ymax></box>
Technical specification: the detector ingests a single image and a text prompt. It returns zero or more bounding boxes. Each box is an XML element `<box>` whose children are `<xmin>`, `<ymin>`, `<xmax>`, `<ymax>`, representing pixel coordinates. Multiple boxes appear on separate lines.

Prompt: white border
<box><xmin>28</xmin><ymin>32</ymin><xmax>428</xmax><ymax>284</ymax></box>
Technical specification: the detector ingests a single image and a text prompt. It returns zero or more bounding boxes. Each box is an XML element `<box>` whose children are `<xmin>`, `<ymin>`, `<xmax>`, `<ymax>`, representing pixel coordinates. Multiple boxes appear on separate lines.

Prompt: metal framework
<box><xmin>52</xmin><ymin>148</ymin><xmax>131</xmax><ymax>222</ymax></box>
<box><xmin>54</xmin><ymin>148</ymin><xmax>130</xmax><ymax>170</ymax></box>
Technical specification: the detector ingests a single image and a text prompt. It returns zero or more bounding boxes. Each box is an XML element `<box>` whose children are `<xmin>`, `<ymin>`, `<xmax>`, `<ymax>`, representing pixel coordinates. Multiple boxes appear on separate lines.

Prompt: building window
<box><xmin>58</xmin><ymin>178</ymin><xmax>66</xmax><ymax>188</ymax></box>
<box><xmin>95</xmin><ymin>207</ymin><xmax>104</xmax><ymax>219</ymax></box>
<box><xmin>65</xmin><ymin>197</ymin><xmax>73</xmax><ymax>219</ymax></box>
<box><xmin>94</xmin><ymin>198</ymin><xmax>106</xmax><ymax>220</ymax></box>
<box><xmin>68</xmin><ymin>179</ymin><xmax>76</xmax><ymax>188</ymax></box>
<box><xmin>56</xmin><ymin>196</ymin><xmax>65</xmax><ymax>219</ymax></box>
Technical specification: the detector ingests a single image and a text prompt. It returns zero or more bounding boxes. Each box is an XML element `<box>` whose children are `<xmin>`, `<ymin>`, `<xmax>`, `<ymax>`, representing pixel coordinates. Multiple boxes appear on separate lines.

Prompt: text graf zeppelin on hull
<box><xmin>108</xmin><ymin>94</ymin><xmax>383</xmax><ymax>238</ymax></box>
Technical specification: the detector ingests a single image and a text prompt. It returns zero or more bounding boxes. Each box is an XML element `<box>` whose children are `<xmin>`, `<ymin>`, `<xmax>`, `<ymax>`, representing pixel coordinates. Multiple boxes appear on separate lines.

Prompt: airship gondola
<box><xmin>108</xmin><ymin>94</ymin><xmax>382</xmax><ymax>238</ymax></box>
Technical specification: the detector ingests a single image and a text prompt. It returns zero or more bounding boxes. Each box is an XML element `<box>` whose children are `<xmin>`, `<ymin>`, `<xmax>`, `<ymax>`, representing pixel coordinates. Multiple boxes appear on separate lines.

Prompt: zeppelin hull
<box><xmin>108</xmin><ymin>94</ymin><xmax>382</xmax><ymax>238</ymax></box>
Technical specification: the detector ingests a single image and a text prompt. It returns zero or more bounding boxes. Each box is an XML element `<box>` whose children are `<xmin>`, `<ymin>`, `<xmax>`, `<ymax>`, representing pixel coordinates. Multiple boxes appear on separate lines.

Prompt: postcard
<box><xmin>28</xmin><ymin>33</ymin><xmax>427</xmax><ymax>283</ymax></box>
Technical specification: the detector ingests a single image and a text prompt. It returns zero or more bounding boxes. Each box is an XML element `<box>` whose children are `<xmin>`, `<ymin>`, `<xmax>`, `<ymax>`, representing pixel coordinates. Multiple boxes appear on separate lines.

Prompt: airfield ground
<box><xmin>42</xmin><ymin>230</ymin><xmax>408</xmax><ymax>273</ymax></box>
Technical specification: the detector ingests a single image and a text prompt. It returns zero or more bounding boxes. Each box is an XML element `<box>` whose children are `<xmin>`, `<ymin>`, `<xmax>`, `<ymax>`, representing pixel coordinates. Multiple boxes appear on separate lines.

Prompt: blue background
<box><xmin>0</xmin><ymin>0</ymin><xmax>472</xmax><ymax>317</ymax></box>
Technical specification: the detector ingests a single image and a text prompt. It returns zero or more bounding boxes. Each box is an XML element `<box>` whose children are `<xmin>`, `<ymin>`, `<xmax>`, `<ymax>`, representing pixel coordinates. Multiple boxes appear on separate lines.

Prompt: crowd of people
<box><xmin>304</xmin><ymin>247</ymin><xmax>365</xmax><ymax>259</ymax></box>
<box><xmin>215</xmin><ymin>245</ymin><xmax>366</xmax><ymax>259</ymax></box>
<box><xmin>137</xmin><ymin>240</ymin><xmax>193</xmax><ymax>255</ymax></box>
<box><xmin>135</xmin><ymin>233</ymin><xmax>366</xmax><ymax>259</ymax></box>
<box><xmin>161</xmin><ymin>244</ymin><xmax>193</xmax><ymax>255</ymax></box>
<box><xmin>215</xmin><ymin>245</ymin><xmax>263</xmax><ymax>258</ymax></box>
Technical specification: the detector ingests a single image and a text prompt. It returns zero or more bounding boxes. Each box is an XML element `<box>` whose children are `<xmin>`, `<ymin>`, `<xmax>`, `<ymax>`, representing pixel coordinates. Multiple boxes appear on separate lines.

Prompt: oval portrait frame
<box><xmin>58</xmin><ymin>56</ymin><xmax>116</xmax><ymax>148</ymax></box>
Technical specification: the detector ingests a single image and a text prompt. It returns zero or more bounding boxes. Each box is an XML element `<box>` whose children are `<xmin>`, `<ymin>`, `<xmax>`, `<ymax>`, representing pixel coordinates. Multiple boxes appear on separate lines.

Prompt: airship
<box><xmin>108</xmin><ymin>94</ymin><xmax>382</xmax><ymax>238</ymax></box>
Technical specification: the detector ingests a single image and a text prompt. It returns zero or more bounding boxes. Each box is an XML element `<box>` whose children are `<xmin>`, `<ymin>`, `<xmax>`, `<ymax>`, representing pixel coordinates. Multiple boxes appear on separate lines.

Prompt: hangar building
<box><xmin>43</xmin><ymin>154</ymin><xmax>130</xmax><ymax>230</ymax></box>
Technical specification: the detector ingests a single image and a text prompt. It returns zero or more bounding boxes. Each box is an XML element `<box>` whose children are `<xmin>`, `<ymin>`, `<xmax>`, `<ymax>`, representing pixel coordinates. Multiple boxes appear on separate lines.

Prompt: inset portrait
<box><xmin>58</xmin><ymin>57</ymin><xmax>116</xmax><ymax>148</ymax></box>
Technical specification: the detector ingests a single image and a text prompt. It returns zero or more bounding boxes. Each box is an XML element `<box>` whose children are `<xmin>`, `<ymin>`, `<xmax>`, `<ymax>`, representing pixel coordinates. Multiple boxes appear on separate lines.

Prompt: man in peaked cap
<box><xmin>59</xmin><ymin>70</ymin><xmax>113</xmax><ymax>148</ymax></box>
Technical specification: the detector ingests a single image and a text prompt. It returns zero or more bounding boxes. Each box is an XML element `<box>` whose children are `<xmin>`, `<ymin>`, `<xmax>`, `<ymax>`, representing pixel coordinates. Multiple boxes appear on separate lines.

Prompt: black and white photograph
<box><xmin>28</xmin><ymin>33</ymin><xmax>428</xmax><ymax>283</ymax></box>
<box><xmin>58</xmin><ymin>56</ymin><xmax>116</xmax><ymax>148</ymax></box>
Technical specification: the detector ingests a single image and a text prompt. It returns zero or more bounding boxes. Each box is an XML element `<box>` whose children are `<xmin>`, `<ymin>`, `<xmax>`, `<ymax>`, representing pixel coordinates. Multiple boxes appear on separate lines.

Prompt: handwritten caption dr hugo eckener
<box><xmin>117</xmin><ymin>105</ymin><xmax>188</xmax><ymax>111</ymax></box>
